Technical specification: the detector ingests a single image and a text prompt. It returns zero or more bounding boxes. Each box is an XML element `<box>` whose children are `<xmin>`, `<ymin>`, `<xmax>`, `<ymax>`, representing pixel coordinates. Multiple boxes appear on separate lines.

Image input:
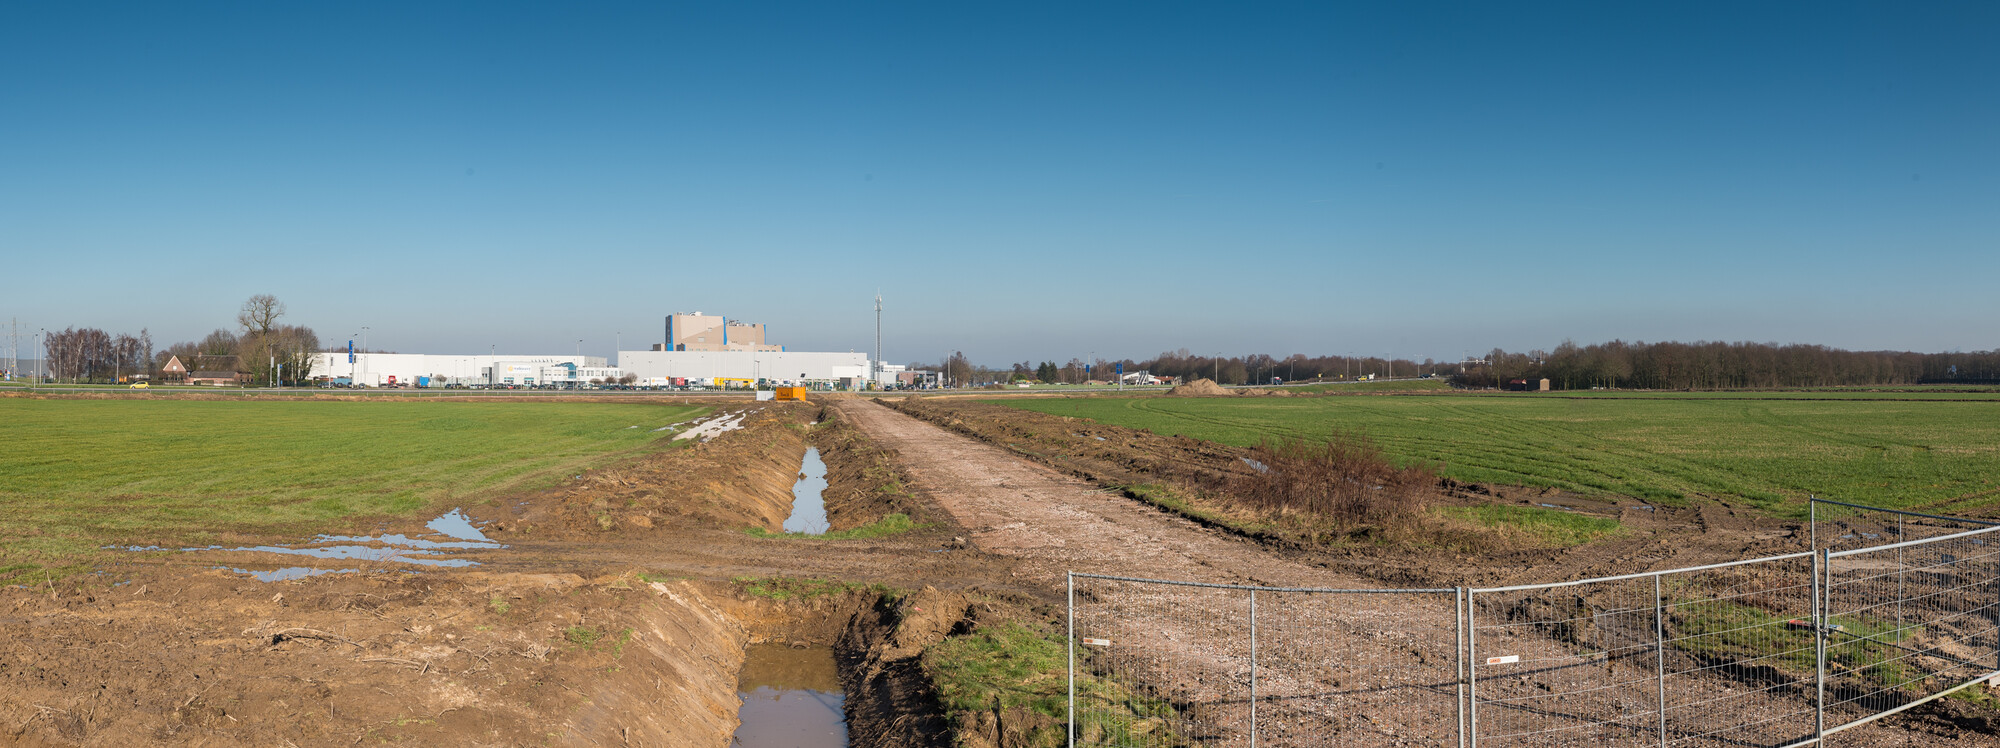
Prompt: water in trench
<box><xmin>732</xmin><ymin>643</ymin><xmax>847</xmax><ymax>747</ymax></box>
<box><xmin>783</xmin><ymin>448</ymin><xmax>831</xmax><ymax>535</ymax></box>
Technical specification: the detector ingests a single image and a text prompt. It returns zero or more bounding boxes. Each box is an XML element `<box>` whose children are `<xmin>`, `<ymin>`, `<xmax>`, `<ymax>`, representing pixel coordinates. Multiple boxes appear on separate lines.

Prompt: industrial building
<box><xmin>621</xmin><ymin>309</ymin><xmax>918</xmax><ymax>388</ymax></box>
<box><xmin>308</xmin><ymin>353</ymin><xmax>608</xmax><ymax>387</ymax></box>
<box><xmin>616</xmin><ymin>350</ymin><xmax>869</xmax><ymax>387</ymax></box>
<box><xmin>652</xmin><ymin>312</ymin><xmax>781</xmax><ymax>352</ymax></box>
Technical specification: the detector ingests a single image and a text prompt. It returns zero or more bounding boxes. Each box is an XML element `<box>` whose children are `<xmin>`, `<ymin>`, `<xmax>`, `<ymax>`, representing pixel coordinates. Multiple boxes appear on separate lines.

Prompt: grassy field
<box><xmin>0</xmin><ymin>398</ymin><xmax>705</xmax><ymax>580</ymax></box>
<box><xmin>1000</xmin><ymin>394</ymin><xmax>2000</xmax><ymax>515</ymax></box>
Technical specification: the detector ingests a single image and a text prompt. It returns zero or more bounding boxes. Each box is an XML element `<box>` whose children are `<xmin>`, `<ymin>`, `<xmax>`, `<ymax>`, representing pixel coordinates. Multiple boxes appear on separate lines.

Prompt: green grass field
<box><xmin>0</xmin><ymin>399</ymin><xmax>705</xmax><ymax>579</ymax></box>
<box><xmin>1000</xmin><ymin>394</ymin><xmax>2000</xmax><ymax>514</ymax></box>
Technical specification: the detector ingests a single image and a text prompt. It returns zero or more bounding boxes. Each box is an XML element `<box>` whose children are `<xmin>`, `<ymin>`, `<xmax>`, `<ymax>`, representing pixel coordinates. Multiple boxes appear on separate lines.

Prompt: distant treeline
<box><xmin>982</xmin><ymin>342</ymin><xmax>2000</xmax><ymax>390</ymax></box>
<box><xmin>1453</xmin><ymin>341</ymin><xmax>2000</xmax><ymax>390</ymax></box>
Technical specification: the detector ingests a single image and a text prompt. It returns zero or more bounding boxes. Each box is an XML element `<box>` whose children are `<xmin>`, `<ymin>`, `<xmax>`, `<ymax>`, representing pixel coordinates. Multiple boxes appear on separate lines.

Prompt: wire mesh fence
<box><xmin>1071</xmin><ymin>498</ymin><xmax>2000</xmax><ymax>747</ymax></box>
<box><xmin>1068</xmin><ymin>574</ymin><xmax>1463</xmax><ymax>746</ymax></box>
<box><xmin>1822</xmin><ymin>523</ymin><xmax>2000</xmax><ymax>735</ymax></box>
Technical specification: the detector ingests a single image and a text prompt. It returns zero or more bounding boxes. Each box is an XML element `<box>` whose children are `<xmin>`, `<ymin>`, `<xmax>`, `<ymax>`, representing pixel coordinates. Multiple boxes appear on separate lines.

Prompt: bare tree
<box><xmin>238</xmin><ymin>294</ymin><xmax>285</xmax><ymax>337</ymax></box>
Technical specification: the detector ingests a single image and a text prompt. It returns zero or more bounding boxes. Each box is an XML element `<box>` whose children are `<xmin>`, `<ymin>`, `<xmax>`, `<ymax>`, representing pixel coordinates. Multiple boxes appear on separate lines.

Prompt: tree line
<box><xmin>1453</xmin><ymin>340</ymin><xmax>2000</xmax><ymax>390</ymax></box>
<box><xmin>40</xmin><ymin>327</ymin><xmax>152</xmax><ymax>382</ymax></box>
<box><xmin>33</xmin><ymin>295</ymin><xmax>322</xmax><ymax>385</ymax></box>
<box><xmin>917</xmin><ymin>340</ymin><xmax>2000</xmax><ymax>391</ymax></box>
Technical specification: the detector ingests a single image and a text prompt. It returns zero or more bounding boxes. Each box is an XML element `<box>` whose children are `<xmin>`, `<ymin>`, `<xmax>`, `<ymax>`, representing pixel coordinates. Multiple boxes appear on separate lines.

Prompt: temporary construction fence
<box><xmin>1069</xmin><ymin>498</ymin><xmax>2000</xmax><ymax>747</ymax></box>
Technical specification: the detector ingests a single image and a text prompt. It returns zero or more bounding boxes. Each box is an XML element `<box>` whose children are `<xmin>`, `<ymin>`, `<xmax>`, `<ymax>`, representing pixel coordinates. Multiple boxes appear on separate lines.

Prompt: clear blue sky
<box><xmin>4</xmin><ymin>2</ymin><xmax>1994</xmax><ymax>365</ymax></box>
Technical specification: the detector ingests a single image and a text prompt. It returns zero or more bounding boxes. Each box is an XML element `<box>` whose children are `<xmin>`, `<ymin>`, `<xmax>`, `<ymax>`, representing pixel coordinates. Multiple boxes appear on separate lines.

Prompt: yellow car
<box><xmin>129</xmin><ymin>382</ymin><xmax>149</xmax><ymax>389</ymax></box>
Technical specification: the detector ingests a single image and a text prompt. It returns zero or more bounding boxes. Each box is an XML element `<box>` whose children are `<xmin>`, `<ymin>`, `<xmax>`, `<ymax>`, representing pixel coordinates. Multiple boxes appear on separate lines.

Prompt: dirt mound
<box><xmin>0</xmin><ymin>568</ymin><xmax>747</xmax><ymax>747</ymax></box>
<box><xmin>1167</xmin><ymin>378</ymin><xmax>1233</xmax><ymax>396</ymax></box>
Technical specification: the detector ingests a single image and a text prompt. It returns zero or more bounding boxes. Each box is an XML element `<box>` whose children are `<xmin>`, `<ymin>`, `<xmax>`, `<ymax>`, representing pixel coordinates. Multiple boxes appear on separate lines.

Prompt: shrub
<box><xmin>1226</xmin><ymin>433</ymin><xmax>1439</xmax><ymax>527</ymax></box>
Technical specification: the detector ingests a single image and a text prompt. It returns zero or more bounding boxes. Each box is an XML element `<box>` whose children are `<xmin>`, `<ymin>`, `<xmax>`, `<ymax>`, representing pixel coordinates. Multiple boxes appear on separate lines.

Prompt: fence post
<box><xmin>1457</xmin><ymin>587</ymin><xmax>1467</xmax><ymax>748</ymax></box>
<box><xmin>1654</xmin><ymin>574</ymin><xmax>1668</xmax><ymax>747</ymax></box>
<box><xmin>1814</xmin><ymin>550</ymin><xmax>1827</xmax><ymax>740</ymax></box>
<box><xmin>1467</xmin><ymin>588</ymin><xmax>1479</xmax><ymax>748</ymax></box>
<box><xmin>1248</xmin><ymin>588</ymin><xmax>1258</xmax><ymax>748</ymax></box>
<box><xmin>1067</xmin><ymin>571</ymin><xmax>1076</xmax><ymax>748</ymax></box>
<box><xmin>1809</xmin><ymin>496</ymin><xmax>1816</xmax><ymax>553</ymax></box>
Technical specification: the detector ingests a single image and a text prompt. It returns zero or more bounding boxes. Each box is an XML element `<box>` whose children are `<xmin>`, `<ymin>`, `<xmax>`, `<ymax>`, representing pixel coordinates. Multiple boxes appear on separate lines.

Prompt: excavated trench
<box><xmin>639</xmin><ymin>404</ymin><xmax>952</xmax><ymax>747</ymax></box>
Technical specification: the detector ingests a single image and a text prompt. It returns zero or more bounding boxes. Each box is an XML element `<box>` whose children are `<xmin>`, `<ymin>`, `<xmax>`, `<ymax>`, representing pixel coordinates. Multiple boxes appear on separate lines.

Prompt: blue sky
<box><xmin>3</xmin><ymin>2</ymin><xmax>1994</xmax><ymax>365</ymax></box>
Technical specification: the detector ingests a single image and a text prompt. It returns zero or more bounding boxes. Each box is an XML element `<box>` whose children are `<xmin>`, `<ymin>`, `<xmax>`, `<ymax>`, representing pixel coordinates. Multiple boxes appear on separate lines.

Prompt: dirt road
<box><xmin>834</xmin><ymin>398</ymin><xmax>1359</xmax><ymax>591</ymax></box>
<box><xmin>835</xmin><ymin>398</ymin><xmax>1980</xmax><ymax>747</ymax></box>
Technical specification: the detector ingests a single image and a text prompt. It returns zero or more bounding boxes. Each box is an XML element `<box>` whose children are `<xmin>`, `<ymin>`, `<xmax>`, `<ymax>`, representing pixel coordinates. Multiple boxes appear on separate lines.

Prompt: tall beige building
<box><xmin>656</xmin><ymin>312</ymin><xmax>782</xmax><ymax>352</ymax></box>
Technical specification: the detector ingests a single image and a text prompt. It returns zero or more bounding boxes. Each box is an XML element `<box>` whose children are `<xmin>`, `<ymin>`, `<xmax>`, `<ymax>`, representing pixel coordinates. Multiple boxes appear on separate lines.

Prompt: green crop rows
<box><xmin>1000</xmin><ymin>394</ymin><xmax>2000</xmax><ymax>515</ymax></box>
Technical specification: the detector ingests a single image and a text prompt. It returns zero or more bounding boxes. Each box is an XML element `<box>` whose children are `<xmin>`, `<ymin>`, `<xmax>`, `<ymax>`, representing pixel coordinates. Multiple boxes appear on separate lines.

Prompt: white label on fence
<box><xmin>1484</xmin><ymin>655</ymin><xmax>1520</xmax><ymax>665</ymax></box>
<box><xmin>1082</xmin><ymin>638</ymin><xmax>1112</xmax><ymax>647</ymax></box>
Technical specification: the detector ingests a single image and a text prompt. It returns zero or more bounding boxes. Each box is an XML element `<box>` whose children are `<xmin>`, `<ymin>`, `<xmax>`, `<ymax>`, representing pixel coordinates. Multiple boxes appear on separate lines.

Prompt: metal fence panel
<box><xmin>1657</xmin><ymin>554</ymin><xmax>1819</xmax><ymax>746</ymax></box>
<box><xmin>1071</xmin><ymin>574</ymin><xmax>1254</xmax><ymax>746</ymax></box>
<box><xmin>1069</xmin><ymin>574</ymin><xmax>1462</xmax><ymax>747</ymax></box>
<box><xmin>1253</xmin><ymin>587</ymin><xmax>1463</xmax><ymax>745</ymax></box>
<box><xmin>1822</xmin><ymin>524</ymin><xmax>2000</xmax><ymax>734</ymax></box>
<box><xmin>1468</xmin><ymin>576</ymin><xmax>1665</xmax><ymax>746</ymax></box>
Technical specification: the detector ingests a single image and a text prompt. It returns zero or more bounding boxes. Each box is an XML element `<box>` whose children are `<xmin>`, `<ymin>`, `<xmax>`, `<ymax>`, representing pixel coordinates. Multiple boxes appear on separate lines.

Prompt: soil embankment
<box><xmin>0</xmin><ymin>569</ymin><xmax>747</xmax><ymax>746</ymax></box>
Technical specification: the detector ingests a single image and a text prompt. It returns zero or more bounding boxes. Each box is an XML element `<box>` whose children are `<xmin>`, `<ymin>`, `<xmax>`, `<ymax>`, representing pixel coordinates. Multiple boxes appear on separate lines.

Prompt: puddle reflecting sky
<box><xmin>115</xmin><ymin>507</ymin><xmax>498</xmax><ymax>570</ymax></box>
<box><xmin>225</xmin><ymin>566</ymin><xmax>357</xmax><ymax>582</ymax></box>
<box><xmin>425</xmin><ymin>508</ymin><xmax>494</xmax><ymax>543</ymax></box>
<box><xmin>733</xmin><ymin>643</ymin><xmax>846</xmax><ymax>747</ymax></box>
<box><xmin>784</xmin><ymin>448</ymin><xmax>830</xmax><ymax>535</ymax></box>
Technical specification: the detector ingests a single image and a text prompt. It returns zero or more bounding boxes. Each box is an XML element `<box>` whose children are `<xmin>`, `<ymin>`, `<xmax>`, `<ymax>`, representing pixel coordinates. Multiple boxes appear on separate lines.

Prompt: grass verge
<box><xmin>1443</xmin><ymin>505</ymin><xmax>1624</xmax><ymax>547</ymax></box>
<box><xmin>924</xmin><ymin>620</ymin><xmax>1183</xmax><ymax>746</ymax></box>
<box><xmin>732</xmin><ymin>576</ymin><xmax>887</xmax><ymax>602</ymax></box>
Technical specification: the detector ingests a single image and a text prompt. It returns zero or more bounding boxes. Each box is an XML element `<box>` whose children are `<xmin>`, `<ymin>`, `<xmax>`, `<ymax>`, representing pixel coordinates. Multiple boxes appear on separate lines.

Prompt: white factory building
<box><xmin>309</xmin><ymin>353</ymin><xmax>609</xmax><ymax>387</ymax></box>
<box><xmin>615</xmin><ymin>350</ymin><xmax>874</xmax><ymax>387</ymax></box>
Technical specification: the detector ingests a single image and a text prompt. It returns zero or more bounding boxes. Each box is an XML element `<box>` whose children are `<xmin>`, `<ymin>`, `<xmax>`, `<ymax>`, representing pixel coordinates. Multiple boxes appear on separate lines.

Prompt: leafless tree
<box><xmin>237</xmin><ymin>294</ymin><xmax>285</xmax><ymax>337</ymax></box>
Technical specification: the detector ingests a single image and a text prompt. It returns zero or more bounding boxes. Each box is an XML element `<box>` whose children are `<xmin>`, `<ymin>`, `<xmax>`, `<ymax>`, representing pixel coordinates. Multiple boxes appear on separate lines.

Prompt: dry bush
<box><xmin>1224</xmin><ymin>433</ymin><xmax>1446</xmax><ymax>538</ymax></box>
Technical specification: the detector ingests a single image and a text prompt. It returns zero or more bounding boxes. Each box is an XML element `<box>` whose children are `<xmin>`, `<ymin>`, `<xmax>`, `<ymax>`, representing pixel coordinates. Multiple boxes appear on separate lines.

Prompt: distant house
<box><xmin>1506</xmin><ymin>378</ymin><xmax>1551</xmax><ymax>392</ymax></box>
<box><xmin>189</xmin><ymin>371</ymin><xmax>240</xmax><ymax>386</ymax></box>
<box><xmin>161</xmin><ymin>355</ymin><xmax>188</xmax><ymax>383</ymax></box>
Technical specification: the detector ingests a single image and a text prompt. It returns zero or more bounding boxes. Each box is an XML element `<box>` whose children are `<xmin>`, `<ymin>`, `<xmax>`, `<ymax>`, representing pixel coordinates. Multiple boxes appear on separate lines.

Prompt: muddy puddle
<box><xmin>115</xmin><ymin>507</ymin><xmax>503</xmax><ymax>578</ymax></box>
<box><xmin>732</xmin><ymin>643</ymin><xmax>847</xmax><ymax>747</ymax></box>
<box><xmin>784</xmin><ymin>448</ymin><xmax>831</xmax><ymax>534</ymax></box>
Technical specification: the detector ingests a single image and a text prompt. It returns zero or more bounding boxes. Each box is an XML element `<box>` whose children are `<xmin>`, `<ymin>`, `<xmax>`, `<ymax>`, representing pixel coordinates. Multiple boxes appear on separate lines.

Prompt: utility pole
<box><xmin>873</xmin><ymin>292</ymin><xmax>883</xmax><ymax>385</ymax></box>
